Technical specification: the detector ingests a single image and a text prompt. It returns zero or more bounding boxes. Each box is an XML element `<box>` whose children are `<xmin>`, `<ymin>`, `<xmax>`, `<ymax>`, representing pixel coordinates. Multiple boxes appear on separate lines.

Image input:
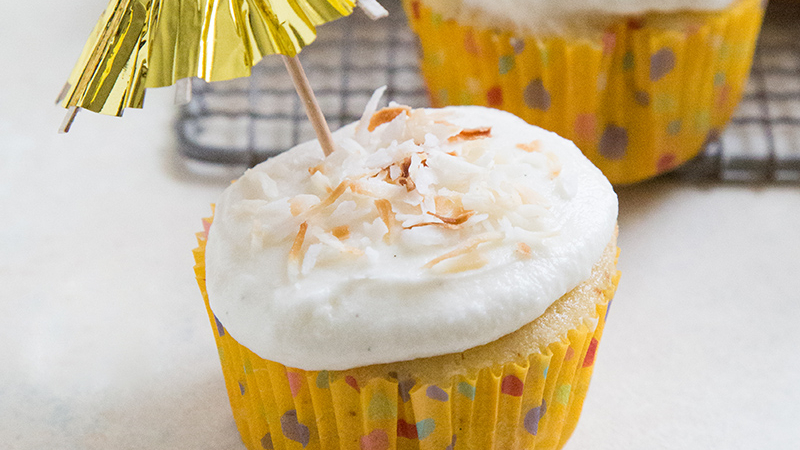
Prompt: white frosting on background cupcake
<box><xmin>459</xmin><ymin>0</ymin><xmax>735</xmax><ymax>16</ymax></box>
<box><xmin>205</xmin><ymin>99</ymin><xmax>618</xmax><ymax>370</ymax></box>
<box><xmin>421</xmin><ymin>0</ymin><xmax>738</xmax><ymax>35</ymax></box>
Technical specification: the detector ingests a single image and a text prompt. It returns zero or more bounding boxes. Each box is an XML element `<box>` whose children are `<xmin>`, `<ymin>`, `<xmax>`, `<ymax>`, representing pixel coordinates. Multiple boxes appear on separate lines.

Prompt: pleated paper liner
<box><xmin>403</xmin><ymin>0</ymin><xmax>765</xmax><ymax>185</ymax></box>
<box><xmin>194</xmin><ymin>214</ymin><xmax>620</xmax><ymax>450</ymax></box>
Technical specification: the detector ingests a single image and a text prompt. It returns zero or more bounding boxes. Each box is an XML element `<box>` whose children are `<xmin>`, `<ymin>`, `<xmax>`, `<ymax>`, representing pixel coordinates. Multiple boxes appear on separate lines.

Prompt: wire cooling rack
<box><xmin>176</xmin><ymin>0</ymin><xmax>800</xmax><ymax>183</ymax></box>
<box><xmin>669</xmin><ymin>0</ymin><xmax>800</xmax><ymax>182</ymax></box>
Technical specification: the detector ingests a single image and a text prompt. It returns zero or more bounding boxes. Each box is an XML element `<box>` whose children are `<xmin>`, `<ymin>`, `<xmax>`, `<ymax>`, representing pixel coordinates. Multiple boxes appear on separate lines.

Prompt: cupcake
<box><xmin>402</xmin><ymin>0</ymin><xmax>766</xmax><ymax>184</ymax></box>
<box><xmin>193</xmin><ymin>89</ymin><xmax>620</xmax><ymax>449</ymax></box>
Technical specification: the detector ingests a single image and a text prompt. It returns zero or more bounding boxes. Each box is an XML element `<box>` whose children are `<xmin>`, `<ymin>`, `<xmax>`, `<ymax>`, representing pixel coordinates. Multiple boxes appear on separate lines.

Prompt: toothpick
<box><xmin>358</xmin><ymin>0</ymin><xmax>389</xmax><ymax>19</ymax></box>
<box><xmin>59</xmin><ymin>106</ymin><xmax>80</xmax><ymax>134</ymax></box>
<box><xmin>55</xmin><ymin>83</ymin><xmax>71</xmax><ymax>105</ymax></box>
<box><xmin>174</xmin><ymin>78</ymin><xmax>193</xmax><ymax>105</ymax></box>
<box><xmin>282</xmin><ymin>55</ymin><xmax>336</xmax><ymax>157</ymax></box>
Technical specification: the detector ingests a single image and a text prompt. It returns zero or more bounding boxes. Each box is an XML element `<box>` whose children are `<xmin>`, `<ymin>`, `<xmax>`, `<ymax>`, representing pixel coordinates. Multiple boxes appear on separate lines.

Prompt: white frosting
<box><xmin>205</xmin><ymin>103</ymin><xmax>618</xmax><ymax>370</ymax></box>
<box><xmin>423</xmin><ymin>0</ymin><xmax>737</xmax><ymax>35</ymax></box>
<box><xmin>459</xmin><ymin>0</ymin><xmax>735</xmax><ymax>16</ymax></box>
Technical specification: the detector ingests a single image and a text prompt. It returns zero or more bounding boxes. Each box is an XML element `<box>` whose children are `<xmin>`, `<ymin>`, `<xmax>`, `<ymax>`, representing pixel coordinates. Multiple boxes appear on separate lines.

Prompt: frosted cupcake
<box><xmin>193</xmin><ymin>90</ymin><xmax>619</xmax><ymax>449</ymax></box>
<box><xmin>403</xmin><ymin>0</ymin><xmax>766</xmax><ymax>184</ymax></box>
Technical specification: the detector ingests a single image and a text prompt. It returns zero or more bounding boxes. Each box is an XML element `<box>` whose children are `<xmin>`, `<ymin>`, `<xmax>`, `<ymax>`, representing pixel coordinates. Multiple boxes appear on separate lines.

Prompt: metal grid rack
<box><xmin>176</xmin><ymin>0</ymin><xmax>800</xmax><ymax>183</ymax></box>
<box><xmin>669</xmin><ymin>0</ymin><xmax>800</xmax><ymax>182</ymax></box>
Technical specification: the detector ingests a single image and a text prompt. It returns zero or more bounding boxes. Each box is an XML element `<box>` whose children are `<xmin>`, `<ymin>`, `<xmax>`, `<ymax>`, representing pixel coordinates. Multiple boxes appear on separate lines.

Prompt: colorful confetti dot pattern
<box><xmin>404</xmin><ymin>0</ymin><xmax>765</xmax><ymax>184</ymax></box>
<box><xmin>194</xmin><ymin>219</ymin><xmax>621</xmax><ymax>449</ymax></box>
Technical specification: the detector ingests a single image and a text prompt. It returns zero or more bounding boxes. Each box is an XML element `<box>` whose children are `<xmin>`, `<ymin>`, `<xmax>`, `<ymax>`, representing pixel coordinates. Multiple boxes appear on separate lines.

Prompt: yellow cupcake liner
<box><xmin>403</xmin><ymin>0</ymin><xmax>766</xmax><ymax>184</ymax></box>
<box><xmin>194</xmin><ymin>214</ymin><xmax>620</xmax><ymax>449</ymax></box>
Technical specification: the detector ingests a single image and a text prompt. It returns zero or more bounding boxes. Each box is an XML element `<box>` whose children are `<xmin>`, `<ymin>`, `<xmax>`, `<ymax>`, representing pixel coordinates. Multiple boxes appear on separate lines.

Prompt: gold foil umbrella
<box><xmin>58</xmin><ymin>0</ymin><xmax>387</xmax><ymax>155</ymax></box>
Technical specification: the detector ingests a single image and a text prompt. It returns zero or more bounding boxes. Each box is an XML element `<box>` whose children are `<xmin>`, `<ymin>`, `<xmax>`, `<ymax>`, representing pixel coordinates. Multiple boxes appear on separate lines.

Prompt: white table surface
<box><xmin>2</xmin><ymin>1</ymin><xmax>799</xmax><ymax>449</ymax></box>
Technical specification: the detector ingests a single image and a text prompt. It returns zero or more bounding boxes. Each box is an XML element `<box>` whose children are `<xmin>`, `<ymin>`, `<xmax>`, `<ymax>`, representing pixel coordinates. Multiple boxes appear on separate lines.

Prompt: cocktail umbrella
<box><xmin>57</xmin><ymin>0</ymin><xmax>386</xmax><ymax>156</ymax></box>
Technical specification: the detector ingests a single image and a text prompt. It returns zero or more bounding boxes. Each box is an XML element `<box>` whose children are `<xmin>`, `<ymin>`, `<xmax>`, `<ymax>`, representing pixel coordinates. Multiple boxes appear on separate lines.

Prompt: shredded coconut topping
<box><xmin>228</xmin><ymin>106</ymin><xmax>570</xmax><ymax>278</ymax></box>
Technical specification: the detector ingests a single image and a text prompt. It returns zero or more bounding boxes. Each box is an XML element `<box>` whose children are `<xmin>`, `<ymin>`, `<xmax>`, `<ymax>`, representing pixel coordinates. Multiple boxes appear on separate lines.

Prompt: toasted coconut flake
<box><xmin>332</xmin><ymin>225</ymin><xmax>350</xmax><ymax>240</ymax></box>
<box><xmin>368</xmin><ymin>106</ymin><xmax>412</xmax><ymax>131</ymax></box>
<box><xmin>546</xmin><ymin>152</ymin><xmax>562</xmax><ymax>179</ymax></box>
<box><xmin>371</xmin><ymin>166</ymin><xmax>393</xmax><ymax>183</ymax></box>
<box><xmin>400</xmin><ymin>155</ymin><xmax>412</xmax><ymax>176</ymax></box>
<box><xmin>374</xmin><ymin>199</ymin><xmax>394</xmax><ymax>242</ymax></box>
<box><xmin>309</xmin><ymin>171</ymin><xmax>332</xmax><ymax>196</ymax></box>
<box><xmin>404</xmin><ymin>221</ymin><xmax>460</xmax><ymax>230</ymax></box>
<box><xmin>348</xmin><ymin>180</ymin><xmax>375</xmax><ymax>197</ymax></box>
<box><xmin>357</xmin><ymin>86</ymin><xmax>387</xmax><ymax>138</ymax></box>
<box><xmin>288</xmin><ymin>222</ymin><xmax>309</xmax><ymax>270</ymax></box>
<box><xmin>290</xmin><ymin>200</ymin><xmax>303</xmax><ymax>217</ymax></box>
<box><xmin>387</xmin><ymin>164</ymin><xmax>400</xmax><ymax>180</ymax></box>
<box><xmin>308</xmin><ymin>164</ymin><xmax>325</xmax><ymax>176</ymax></box>
<box><xmin>428</xmin><ymin>210</ymin><xmax>475</xmax><ymax>226</ymax></box>
<box><xmin>516</xmin><ymin>242</ymin><xmax>532</xmax><ymax>258</ymax></box>
<box><xmin>290</xmin><ymin>195</ymin><xmax>320</xmax><ymax>216</ymax></box>
<box><xmin>516</xmin><ymin>140</ymin><xmax>541</xmax><ymax>153</ymax></box>
<box><xmin>308</xmin><ymin>181</ymin><xmax>348</xmax><ymax>213</ymax></box>
<box><xmin>434</xmin><ymin>195</ymin><xmax>461</xmax><ymax>216</ymax></box>
<box><xmin>437</xmin><ymin>252</ymin><xmax>489</xmax><ymax>274</ymax></box>
<box><xmin>312</xmin><ymin>228</ymin><xmax>364</xmax><ymax>256</ymax></box>
<box><xmin>343</xmin><ymin>246</ymin><xmax>365</xmax><ymax>256</ymax></box>
<box><xmin>448</xmin><ymin>127</ymin><xmax>492</xmax><ymax>142</ymax></box>
<box><xmin>429</xmin><ymin>195</ymin><xmax>474</xmax><ymax>225</ymax></box>
<box><xmin>423</xmin><ymin>233</ymin><xmax>500</xmax><ymax>269</ymax></box>
<box><xmin>250</xmin><ymin>220</ymin><xmax>265</xmax><ymax>248</ymax></box>
<box><xmin>397</xmin><ymin>155</ymin><xmax>416</xmax><ymax>192</ymax></box>
<box><xmin>516</xmin><ymin>184</ymin><xmax>550</xmax><ymax>207</ymax></box>
<box><xmin>301</xmin><ymin>243</ymin><xmax>323</xmax><ymax>275</ymax></box>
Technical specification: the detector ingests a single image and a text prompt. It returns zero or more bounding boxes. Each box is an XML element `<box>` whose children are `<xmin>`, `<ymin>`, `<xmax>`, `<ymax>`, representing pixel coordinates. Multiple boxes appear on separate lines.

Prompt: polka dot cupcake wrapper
<box><xmin>403</xmin><ymin>0</ymin><xmax>765</xmax><ymax>185</ymax></box>
<box><xmin>194</xmin><ymin>215</ymin><xmax>621</xmax><ymax>450</ymax></box>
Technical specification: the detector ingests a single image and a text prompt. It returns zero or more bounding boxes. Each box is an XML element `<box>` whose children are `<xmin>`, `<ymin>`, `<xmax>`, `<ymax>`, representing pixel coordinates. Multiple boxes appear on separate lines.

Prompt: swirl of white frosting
<box><xmin>458</xmin><ymin>0</ymin><xmax>735</xmax><ymax>16</ymax></box>
<box><xmin>422</xmin><ymin>0</ymin><xmax>737</xmax><ymax>35</ymax></box>
<box><xmin>205</xmin><ymin>100</ymin><xmax>618</xmax><ymax>370</ymax></box>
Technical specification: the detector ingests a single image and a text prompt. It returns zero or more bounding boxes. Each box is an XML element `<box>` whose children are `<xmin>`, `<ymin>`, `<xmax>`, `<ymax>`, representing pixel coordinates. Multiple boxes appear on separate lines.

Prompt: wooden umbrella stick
<box><xmin>59</xmin><ymin>106</ymin><xmax>80</xmax><ymax>134</ymax></box>
<box><xmin>282</xmin><ymin>55</ymin><xmax>336</xmax><ymax>157</ymax></box>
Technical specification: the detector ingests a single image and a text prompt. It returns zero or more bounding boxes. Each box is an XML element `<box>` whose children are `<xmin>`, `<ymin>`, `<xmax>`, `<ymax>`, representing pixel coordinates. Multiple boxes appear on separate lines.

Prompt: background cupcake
<box><xmin>403</xmin><ymin>0</ymin><xmax>767</xmax><ymax>184</ymax></box>
<box><xmin>195</xmin><ymin>99</ymin><xmax>620</xmax><ymax>449</ymax></box>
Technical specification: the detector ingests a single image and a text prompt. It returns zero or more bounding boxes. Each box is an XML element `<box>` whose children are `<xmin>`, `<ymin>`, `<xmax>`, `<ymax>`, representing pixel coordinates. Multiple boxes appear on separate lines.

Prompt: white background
<box><xmin>2</xmin><ymin>0</ymin><xmax>799</xmax><ymax>449</ymax></box>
